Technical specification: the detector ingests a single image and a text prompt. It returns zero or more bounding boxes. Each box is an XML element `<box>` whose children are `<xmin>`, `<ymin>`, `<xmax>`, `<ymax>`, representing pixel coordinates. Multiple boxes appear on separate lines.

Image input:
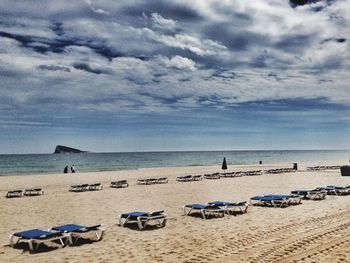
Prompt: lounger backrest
<box><xmin>149</xmin><ymin>210</ymin><xmax>164</xmax><ymax>216</ymax></box>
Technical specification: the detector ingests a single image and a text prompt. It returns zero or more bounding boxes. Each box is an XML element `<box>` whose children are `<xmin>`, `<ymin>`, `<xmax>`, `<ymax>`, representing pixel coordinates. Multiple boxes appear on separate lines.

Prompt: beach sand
<box><xmin>1</xmin><ymin>161</ymin><xmax>350</xmax><ymax>262</ymax></box>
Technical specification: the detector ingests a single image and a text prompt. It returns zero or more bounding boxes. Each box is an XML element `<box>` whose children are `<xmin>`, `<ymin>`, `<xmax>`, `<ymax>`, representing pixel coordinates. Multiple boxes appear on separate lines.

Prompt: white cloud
<box><xmin>84</xmin><ymin>0</ymin><xmax>110</xmax><ymax>15</ymax></box>
<box><xmin>157</xmin><ymin>55</ymin><xmax>196</xmax><ymax>71</ymax></box>
<box><xmin>151</xmin><ymin>13</ymin><xmax>177</xmax><ymax>31</ymax></box>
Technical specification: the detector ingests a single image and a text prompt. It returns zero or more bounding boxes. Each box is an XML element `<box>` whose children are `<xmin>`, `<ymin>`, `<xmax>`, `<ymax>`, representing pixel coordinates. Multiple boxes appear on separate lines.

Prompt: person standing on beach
<box><xmin>71</xmin><ymin>165</ymin><xmax>75</xmax><ymax>173</ymax></box>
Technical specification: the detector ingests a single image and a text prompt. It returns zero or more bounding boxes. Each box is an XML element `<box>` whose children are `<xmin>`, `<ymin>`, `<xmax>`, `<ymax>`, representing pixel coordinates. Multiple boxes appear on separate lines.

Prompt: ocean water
<box><xmin>0</xmin><ymin>150</ymin><xmax>350</xmax><ymax>176</ymax></box>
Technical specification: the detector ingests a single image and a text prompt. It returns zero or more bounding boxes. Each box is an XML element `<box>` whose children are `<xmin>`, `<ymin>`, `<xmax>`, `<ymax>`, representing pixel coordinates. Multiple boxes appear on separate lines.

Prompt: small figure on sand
<box><xmin>63</xmin><ymin>166</ymin><xmax>69</xmax><ymax>173</ymax></box>
<box><xmin>71</xmin><ymin>165</ymin><xmax>76</xmax><ymax>173</ymax></box>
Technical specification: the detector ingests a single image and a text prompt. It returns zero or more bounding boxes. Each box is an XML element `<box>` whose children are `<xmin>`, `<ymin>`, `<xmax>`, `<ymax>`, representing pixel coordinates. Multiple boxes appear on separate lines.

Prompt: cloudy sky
<box><xmin>0</xmin><ymin>0</ymin><xmax>349</xmax><ymax>153</ymax></box>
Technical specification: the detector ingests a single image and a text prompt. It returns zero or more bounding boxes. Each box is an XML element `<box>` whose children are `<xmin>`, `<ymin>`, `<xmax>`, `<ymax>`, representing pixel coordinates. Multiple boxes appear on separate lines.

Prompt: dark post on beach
<box><xmin>222</xmin><ymin>157</ymin><xmax>227</xmax><ymax>172</ymax></box>
<box><xmin>293</xmin><ymin>163</ymin><xmax>298</xmax><ymax>170</ymax></box>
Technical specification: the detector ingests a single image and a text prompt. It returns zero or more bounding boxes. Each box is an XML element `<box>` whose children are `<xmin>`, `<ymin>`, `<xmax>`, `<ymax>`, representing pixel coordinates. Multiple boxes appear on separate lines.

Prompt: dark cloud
<box><xmin>274</xmin><ymin>34</ymin><xmax>314</xmax><ymax>53</ymax></box>
<box><xmin>203</xmin><ymin>24</ymin><xmax>267</xmax><ymax>52</ymax></box>
<box><xmin>121</xmin><ymin>1</ymin><xmax>202</xmax><ymax>22</ymax></box>
<box><xmin>49</xmin><ymin>22</ymin><xmax>65</xmax><ymax>36</ymax></box>
<box><xmin>321</xmin><ymin>38</ymin><xmax>346</xmax><ymax>44</ymax></box>
<box><xmin>72</xmin><ymin>62</ymin><xmax>111</xmax><ymax>74</ymax></box>
<box><xmin>37</xmin><ymin>64</ymin><xmax>71</xmax><ymax>72</ymax></box>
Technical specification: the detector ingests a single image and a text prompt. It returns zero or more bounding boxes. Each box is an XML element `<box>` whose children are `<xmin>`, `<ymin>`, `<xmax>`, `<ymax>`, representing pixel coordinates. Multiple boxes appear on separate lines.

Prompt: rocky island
<box><xmin>54</xmin><ymin>145</ymin><xmax>87</xmax><ymax>154</ymax></box>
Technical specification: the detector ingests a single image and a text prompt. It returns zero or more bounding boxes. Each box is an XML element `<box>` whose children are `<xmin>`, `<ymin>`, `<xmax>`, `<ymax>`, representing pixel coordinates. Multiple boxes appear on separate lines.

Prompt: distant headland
<box><xmin>53</xmin><ymin>145</ymin><xmax>87</xmax><ymax>154</ymax></box>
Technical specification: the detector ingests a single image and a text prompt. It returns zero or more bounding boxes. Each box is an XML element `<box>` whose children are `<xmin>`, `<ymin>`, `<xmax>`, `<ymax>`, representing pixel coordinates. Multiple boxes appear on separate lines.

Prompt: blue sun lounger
<box><xmin>183</xmin><ymin>203</ymin><xmax>226</xmax><ymax>219</ymax></box>
<box><xmin>291</xmin><ymin>189</ymin><xmax>327</xmax><ymax>200</ymax></box>
<box><xmin>264</xmin><ymin>194</ymin><xmax>302</xmax><ymax>205</ymax></box>
<box><xmin>250</xmin><ymin>195</ymin><xmax>294</xmax><ymax>208</ymax></box>
<box><xmin>10</xmin><ymin>229</ymin><xmax>67</xmax><ymax>252</ymax></box>
<box><xmin>119</xmin><ymin>211</ymin><xmax>167</xmax><ymax>230</ymax></box>
<box><xmin>315</xmin><ymin>186</ymin><xmax>347</xmax><ymax>195</ymax></box>
<box><xmin>49</xmin><ymin>224</ymin><xmax>104</xmax><ymax>245</ymax></box>
<box><xmin>207</xmin><ymin>201</ymin><xmax>248</xmax><ymax>214</ymax></box>
<box><xmin>326</xmin><ymin>186</ymin><xmax>349</xmax><ymax>195</ymax></box>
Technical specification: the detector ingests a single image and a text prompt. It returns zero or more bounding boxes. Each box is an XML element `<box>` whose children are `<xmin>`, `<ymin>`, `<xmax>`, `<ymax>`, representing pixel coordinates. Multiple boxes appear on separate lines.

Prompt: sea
<box><xmin>0</xmin><ymin>150</ymin><xmax>350</xmax><ymax>176</ymax></box>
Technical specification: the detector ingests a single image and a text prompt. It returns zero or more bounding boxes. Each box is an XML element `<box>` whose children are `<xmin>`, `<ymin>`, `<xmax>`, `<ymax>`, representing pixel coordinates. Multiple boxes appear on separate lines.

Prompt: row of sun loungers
<box><xmin>6</xmin><ymin>188</ymin><xmax>43</xmax><ymax>198</ymax></box>
<box><xmin>176</xmin><ymin>175</ymin><xmax>203</xmax><ymax>182</ymax></box>
<box><xmin>10</xmin><ymin>224</ymin><xmax>104</xmax><ymax>252</ymax></box>
<box><xmin>137</xmin><ymin>177</ymin><xmax>168</xmax><ymax>185</ymax></box>
<box><xmin>69</xmin><ymin>183</ymin><xmax>103</xmax><ymax>192</ymax></box>
<box><xmin>307</xmin><ymin>165</ymin><xmax>341</xmax><ymax>171</ymax></box>
<box><xmin>251</xmin><ymin>185</ymin><xmax>350</xmax><ymax>208</ymax></box>
<box><xmin>204</xmin><ymin>170</ymin><xmax>263</xmax><ymax>179</ymax></box>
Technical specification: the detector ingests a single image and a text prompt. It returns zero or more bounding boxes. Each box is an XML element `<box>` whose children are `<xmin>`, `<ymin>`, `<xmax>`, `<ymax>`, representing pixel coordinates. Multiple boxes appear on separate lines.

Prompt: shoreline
<box><xmin>0</xmin><ymin>158</ymin><xmax>347</xmax><ymax>178</ymax></box>
<box><xmin>1</xmin><ymin>160</ymin><xmax>350</xmax><ymax>262</ymax></box>
<box><xmin>1</xmin><ymin>149</ymin><xmax>350</xmax><ymax>177</ymax></box>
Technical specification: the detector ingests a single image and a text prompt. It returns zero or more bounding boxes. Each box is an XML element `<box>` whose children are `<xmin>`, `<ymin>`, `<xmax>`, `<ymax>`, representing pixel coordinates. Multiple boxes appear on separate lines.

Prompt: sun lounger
<box><xmin>119</xmin><ymin>210</ymin><xmax>167</xmax><ymax>230</ymax></box>
<box><xmin>204</xmin><ymin>173</ymin><xmax>221</xmax><ymax>179</ymax></box>
<box><xmin>183</xmin><ymin>203</ymin><xmax>226</xmax><ymax>219</ymax></box>
<box><xmin>326</xmin><ymin>186</ymin><xmax>349</xmax><ymax>195</ymax></box>
<box><xmin>10</xmin><ymin>229</ymin><xmax>67</xmax><ymax>252</ymax></box>
<box><xmin>250</xmin><ymin>195</ymin><xmax>292</xmax><ymax>208</ymax></box>
<box><xmin>264</xmin><ymin>194</ymin><xmax>302</xmax><ymax>205</ymax></box>
<box><xmin>110</xmin><ymin>180</ymin><xmax>129</xmax><ymax>188</ymax></box>
<box><xmin>137</xmin><ymin>178</ymin><xmax>156</xmax><ymax>185</ymax></box>
<box><xmin>6</xmin><ymin>190</ymin><xmax>23</xmax><ymax>198</ymax></box>
<box><xmin>192</xmin><ymin>175</ymin><xmax>203</xmax><ymax>181</ymax></box>
<box><xmin>208</xmin><ymin>201</ymin><xmax>248</xmax><ymax>214</ymax></box>
<box><xmin>177</xmin><ymin>175</ymin><xmax>193</xmax><ymax>182</ymax></box>
<box><xmin>315</xmin><ymin>186</ymin><xmax>347</xmax><ymax>196</ymax></box>
<box><xmin>49</xmin><ymin>224</ymin><xmax>104</xmax><ymax>245</ymax></box>
<box><xmin>137</xmin><ymin>179</ymin><xmax>148</xmax><ymax>185</ymax></box>
<box><xmin>157</xmin><ymin>177</ymin><xmax>168</xmax><ymax>184</ymax></box>
<box><xmin>291</xmin><ymin>189</ymin><xmax>327</xmax><ymax>200</ymax></box>
<box><xmin>243</xmin><ymin>170</ymin><xmax>263</xmax><ymax>176</ymax></box>
<box><xmin>23</xmin><ymin>188</ymin><xmax>44</xmax><ymax>196</ymax></box>
<box><xmin>69</xmin><ymin>184</ymin><xmax>89</xmax><ymax>192</ymax></box>
<box><xmin>88</xmin><ymin>183</ymin><xmax>103</xmax><ymax>191</ymax></box>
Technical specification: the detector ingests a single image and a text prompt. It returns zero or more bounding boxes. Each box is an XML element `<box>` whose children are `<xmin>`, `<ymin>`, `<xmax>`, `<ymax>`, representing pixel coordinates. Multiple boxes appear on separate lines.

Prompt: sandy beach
<box><xmin>1</xmin><ymin>161</ymin><xmax>350</xmax><ymax>262</ymax></box>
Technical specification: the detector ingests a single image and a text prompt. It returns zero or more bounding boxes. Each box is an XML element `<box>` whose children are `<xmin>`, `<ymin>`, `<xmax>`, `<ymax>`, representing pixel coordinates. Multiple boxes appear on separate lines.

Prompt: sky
<box><xmin>0</xmin><ymin>0</ymin><xmax>350</xmax><ymax>154</ymax></box>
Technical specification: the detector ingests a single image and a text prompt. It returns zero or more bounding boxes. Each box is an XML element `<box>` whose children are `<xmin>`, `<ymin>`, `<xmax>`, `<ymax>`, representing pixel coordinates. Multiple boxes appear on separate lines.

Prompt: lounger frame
<box><xmin>183</xmin><ymin>205</ymin><xmax>226</xmax><ymax>219</ymax></box>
